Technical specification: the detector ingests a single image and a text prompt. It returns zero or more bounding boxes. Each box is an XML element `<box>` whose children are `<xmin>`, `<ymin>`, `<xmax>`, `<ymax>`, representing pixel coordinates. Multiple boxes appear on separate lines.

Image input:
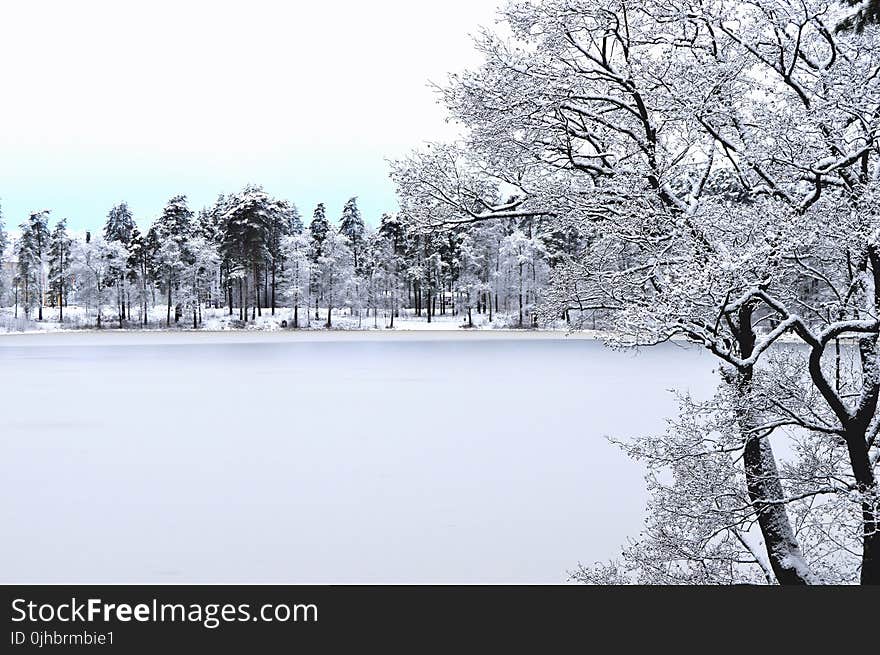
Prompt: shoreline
<box><xmin>0</xmin><ymin>328</ymin><xmax>612</xmax><ymax>346</ymax></box>
<box><xmin>0</xmin><ymin>327</ymin><xmax>834</xmax><ymax>347</ymax></box>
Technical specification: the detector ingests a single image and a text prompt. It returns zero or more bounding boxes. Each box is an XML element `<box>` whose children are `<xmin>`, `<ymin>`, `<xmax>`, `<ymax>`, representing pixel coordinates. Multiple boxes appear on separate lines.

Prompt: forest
<box><xmin>0</xmin><ymin>190</ymin><xmax>574</xmax><ymax>331</ymax></box>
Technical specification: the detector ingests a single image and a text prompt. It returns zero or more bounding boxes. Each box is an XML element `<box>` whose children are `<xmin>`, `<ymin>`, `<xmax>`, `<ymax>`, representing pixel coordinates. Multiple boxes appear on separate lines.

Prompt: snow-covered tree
<box><xmin>103</xmin><ymin>202</ymin><xmax>136</xmax><ymax>244</ymax></box>
<box><xmin>16</xmin><ymin>211</ymin><xmax>51</xmax><ymax>320</ymax></box>
<box><xmin>126</xmin><ymin>225</ymin><xmax>154</xmax><ymax>325</ymax></box>
<box><xmin>217</xmin><ymin>185</ymin><xmax>295</xmax><ymax>321</ymax></box>
<box><xmin>499</xmin><ymin>227</ymin><xmax>547</xmax><ymax>327</ymax></box>
<box><xmin>104</xmin><ymin>202</ymin><xmax>138</xmax><ymax>325</ymax></box>
<box><xmin>393</xmin><ymin>0</ymin><xmax>880</xmax><ymax>583</ymax></box>
<box><xmin>281</xmin><ymin>232</ymin><xmax>312</xmax><ymax>328</ymax></box>
<box><xmin>316</xmin><ymin>231</ymin><xmax>353</xmax><ymax>328</ymax></box>
<box><xmin>339</xmin><ymin>196</ymin><xmax>366</xmax><ymax>273</ymax></box>
<box><xmin>375</xmin><ymin>213</ymin><xmax>407</xmax><ymax>327</ymax></box>
<box><xmin>151</xmin><ymin>195</ymin><xmax>195</xmax><ymax>326</ymax></box>
<box><xmin>72</xmin><ymin>236</ymin><xmax>126</xmax><ymax>328</ymax></box>
<box><xmin>47</xmin><ymin>218</ymin><xmax>72</xmax><ymax>320</ymax></box>
<box><xmin>308</xmin><ymin>203</ymin><xmax>331</xmax><ymax>320</ymax></box>
<box><xmin>180</xmin><ymin>235</ymin><xmax>220</xmax><ymax>328</ymax></box>
<box><xmin>454</xmin><ymin>231</ymin><xmax>484</xmax><ymax>328</ymax></box>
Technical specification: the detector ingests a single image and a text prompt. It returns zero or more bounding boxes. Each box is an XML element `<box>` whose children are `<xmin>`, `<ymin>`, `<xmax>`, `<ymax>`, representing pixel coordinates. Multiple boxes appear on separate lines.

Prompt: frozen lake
<box><xmin>0</xmin><ymin>332</ymin><xmax>717</xmax><ymax>582</ymax></box>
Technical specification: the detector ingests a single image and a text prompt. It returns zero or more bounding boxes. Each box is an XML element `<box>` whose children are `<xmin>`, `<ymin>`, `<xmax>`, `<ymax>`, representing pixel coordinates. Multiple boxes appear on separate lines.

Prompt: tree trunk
<box><xmin>254</xmin><ymin>263</ymin><xmax>261</xmax><ymax>319</ymax></box>
<box><xmin>141</xmin><ymin>265</ymin><xmax>148</xmax><ymax>326</ymax></box>
<box><xmin>96</xmin><ymin>281</ymin><xmax>102</xmax><ymax>329</ymax></box>
<box><xmin>736</xmin><ymin>305</ymin><xmax>816</xmax><ymax>585</ymax></box>
<box><xmin>59</xmin><ymin>254</ymin><xmax>64</xmax><ymax>322</ymax></box>
<box><xmin>239</xmin><ymin>279</ymin><xmax>244</xmax><ymax>321</ymax></box>
<box><xmin>166</xmin><ymin>276</ymin><xmax>172</xmax><ymax>327</ymax></box>
<box><xmin>839</xmin><ymin>333</ymin><xmax>880</xmax><ymax>585</ymax></box>
<box><xmin>518</xmin><ymin>261</ymin><xmax>524</xmax><ymax>327</ymax></box>
<box><xmin>843</xmin><ymin>422</ymin><xmax>880</xmax><ymax>584</ymax></box>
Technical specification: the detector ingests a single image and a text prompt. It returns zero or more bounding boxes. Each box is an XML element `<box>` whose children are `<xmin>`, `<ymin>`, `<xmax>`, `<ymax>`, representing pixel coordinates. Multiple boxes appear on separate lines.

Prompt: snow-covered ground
<box><xmin>0</xmin><ymin>332</ymin><xmax>717</xmax><ymax>582</ymax></box>
<box><xmin>0</xmin><ymin>304</ymin><xmax>573</xmax><ymax>333</ymax></box>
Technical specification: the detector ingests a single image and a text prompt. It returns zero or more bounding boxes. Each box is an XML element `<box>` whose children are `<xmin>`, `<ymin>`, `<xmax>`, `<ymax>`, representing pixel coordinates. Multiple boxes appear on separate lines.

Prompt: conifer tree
<box><xmin>339</xmin><ymin>197</ymin><xmax>365</xmax><ymax>273</ymax></box>
<box><xmin>126</xmin><ymin>225</ymin><xmax>153</xmax><ymax>325</ymax></box>
<box><xmin>16</xmin><ymin>210</ymin><xmax>51</xmax><ymax>320</ymax></box>
<box><xmin>152</xmin><ymin>195</ymin><xmax>195</xmax><ymax>325</ymax></box>
<box><xmin>308</xmin><ymin>203</ymin><xmax>330</xmax><ymax>320</ymax></box>
<box><xmin>104</xmin><ymin>202</ymin><xmax>137</xmax><ymax>324</ymax></box>
<box><xmin>48</xmin><ymin>218</ymin><xmax>72</xmax><ymax>321</ymax></box>
<box><xmin>103</xmin><ymin>202</ymin><xmax>136</xmax><ymax>244</ymax></box>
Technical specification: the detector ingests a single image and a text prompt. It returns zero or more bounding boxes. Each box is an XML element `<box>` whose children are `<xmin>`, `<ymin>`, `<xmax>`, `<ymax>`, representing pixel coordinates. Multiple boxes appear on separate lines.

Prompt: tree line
<box><xmin>0</xmin><ymin>187</ymin><xmax>584</xmax><ymax>329</ymax></box>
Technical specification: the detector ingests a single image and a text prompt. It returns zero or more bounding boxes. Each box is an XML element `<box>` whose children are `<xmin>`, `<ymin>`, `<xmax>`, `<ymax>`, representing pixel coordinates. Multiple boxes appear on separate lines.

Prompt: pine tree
<box><xmin>48</xmin><ymin>219</ymin><xmax>72</xmax><ymax>321</ymax></box>
<box><xmin>266</xmin><ymin>200</ymin><xmax>298</xmax><ymax>315</ymax></box>
<box><xmin>210</xmin><ymin>194</ymin><xmax>236</xmax><ymax>316</ymax></box>
<box><xmin>104</xmin><ymin>202</ymin><xmax>137</xmax><ymax>325</ymax></box>
<box><xmin>217</xmin><ymin>185</ymin><xmax>273</xmax><ymax>322</ymax></box>
<box><xmin>16</xmin><ymin>211</ymin><xmax>51</xmax><ymax>320</ymax></box>
<box><xmin>378</xmin><ymin>213</ymin><xmax>404</xmax><ymax>254</ymax></box>
<box><xmin>376</xmin><ymin>213</ymin><xmax>406</xmax><ymax>327</ymax></box>
<box><xmin>126</xmin><ymin>226</ymin><xmax>153</xmax><ymax>325</ymax></box>
<box><xmin>308</xmin><ymin>203</ymin><xmax>331</xmax><ymax>320</ymax></box>
<box><xmin>154</xmin><ymin>195</ymin><xmax>194</xmax><ymax>247</ymax></box>
<box><xmin>287</xmin><ymin>204</ymin><xmax>304</xmax><ymax>235</ymax></box>
<box><xmin>104</xmin><ymin>202</ymin><xmax>136</xmax><ymax>244</ymax></box>
<box><xmin>152</xmin><ymin>195</ymin><xmax>195</xmax><ymax>326</ymax></box>
<box><xmin>308</xmin><ymin>203</ymin><xmax>330</xmax><ymax>257</ymax></box>
<box><xmin>317</xmin><ymin>231</ymin><xmax>353</xmax><ymax>328</ymax></box>
<box><xmin>339</xmin><ymin>197</ymin><xmax>365</xmax><ymax>273</ymax></box>
<box><xmin>195</xmin><ymin>208</ymin><xmax>217</xmax><ymax>242</ymax></box>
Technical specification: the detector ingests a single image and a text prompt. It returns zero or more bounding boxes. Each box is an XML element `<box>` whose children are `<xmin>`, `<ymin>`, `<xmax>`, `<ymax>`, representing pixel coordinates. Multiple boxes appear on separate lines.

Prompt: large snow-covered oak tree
<box><xmin>392</xmin><ymin>0</ymin><xmax>880</xmax><ymax>584</ymax></box>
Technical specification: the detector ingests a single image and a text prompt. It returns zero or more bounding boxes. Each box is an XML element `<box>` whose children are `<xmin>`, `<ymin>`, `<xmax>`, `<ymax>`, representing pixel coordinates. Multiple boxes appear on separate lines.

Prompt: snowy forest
<box><xmin>387</xmin><ymin>0</ymin><xmax>880</xmax><ymax>585</ymax></box>
<box><xmin>0</xmin><ymin>191</ymin><xmax>571</xmax><ymax>331</ymax></box>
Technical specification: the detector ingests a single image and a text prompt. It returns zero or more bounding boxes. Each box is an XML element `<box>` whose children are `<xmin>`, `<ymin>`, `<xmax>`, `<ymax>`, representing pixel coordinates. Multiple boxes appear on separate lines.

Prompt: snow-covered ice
<box><xmin>0</xmin><ymin>332</ymin><xmax>717</xmax><ymax>582</ymax></box>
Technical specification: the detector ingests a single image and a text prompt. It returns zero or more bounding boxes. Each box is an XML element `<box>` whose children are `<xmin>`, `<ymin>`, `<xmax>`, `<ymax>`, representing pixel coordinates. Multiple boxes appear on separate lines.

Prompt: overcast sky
<box><xmin>0</xmin><ymin>0</ymin><xmax>502</xmax><ymax>231</ymax></box>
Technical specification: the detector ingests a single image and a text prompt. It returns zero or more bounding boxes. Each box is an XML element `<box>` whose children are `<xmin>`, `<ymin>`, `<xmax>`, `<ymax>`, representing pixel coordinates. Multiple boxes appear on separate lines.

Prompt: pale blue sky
<box><xmin>0</xmin><ymin>0</ymin><xmax>501</xmax><ymax>231</ymax></box>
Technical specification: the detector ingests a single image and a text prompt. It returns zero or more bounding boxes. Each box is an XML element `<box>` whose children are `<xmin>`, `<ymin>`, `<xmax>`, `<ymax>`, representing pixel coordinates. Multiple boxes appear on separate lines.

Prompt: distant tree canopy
<box><xmin>0</xmin><ymin>186</ymin><xmax>565</xmax><ymax>331</ymax></box>
<box><xmin>838</xmin><ymin>0</ymin><xmax>880</xmax><ymax>32</ymax></box>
